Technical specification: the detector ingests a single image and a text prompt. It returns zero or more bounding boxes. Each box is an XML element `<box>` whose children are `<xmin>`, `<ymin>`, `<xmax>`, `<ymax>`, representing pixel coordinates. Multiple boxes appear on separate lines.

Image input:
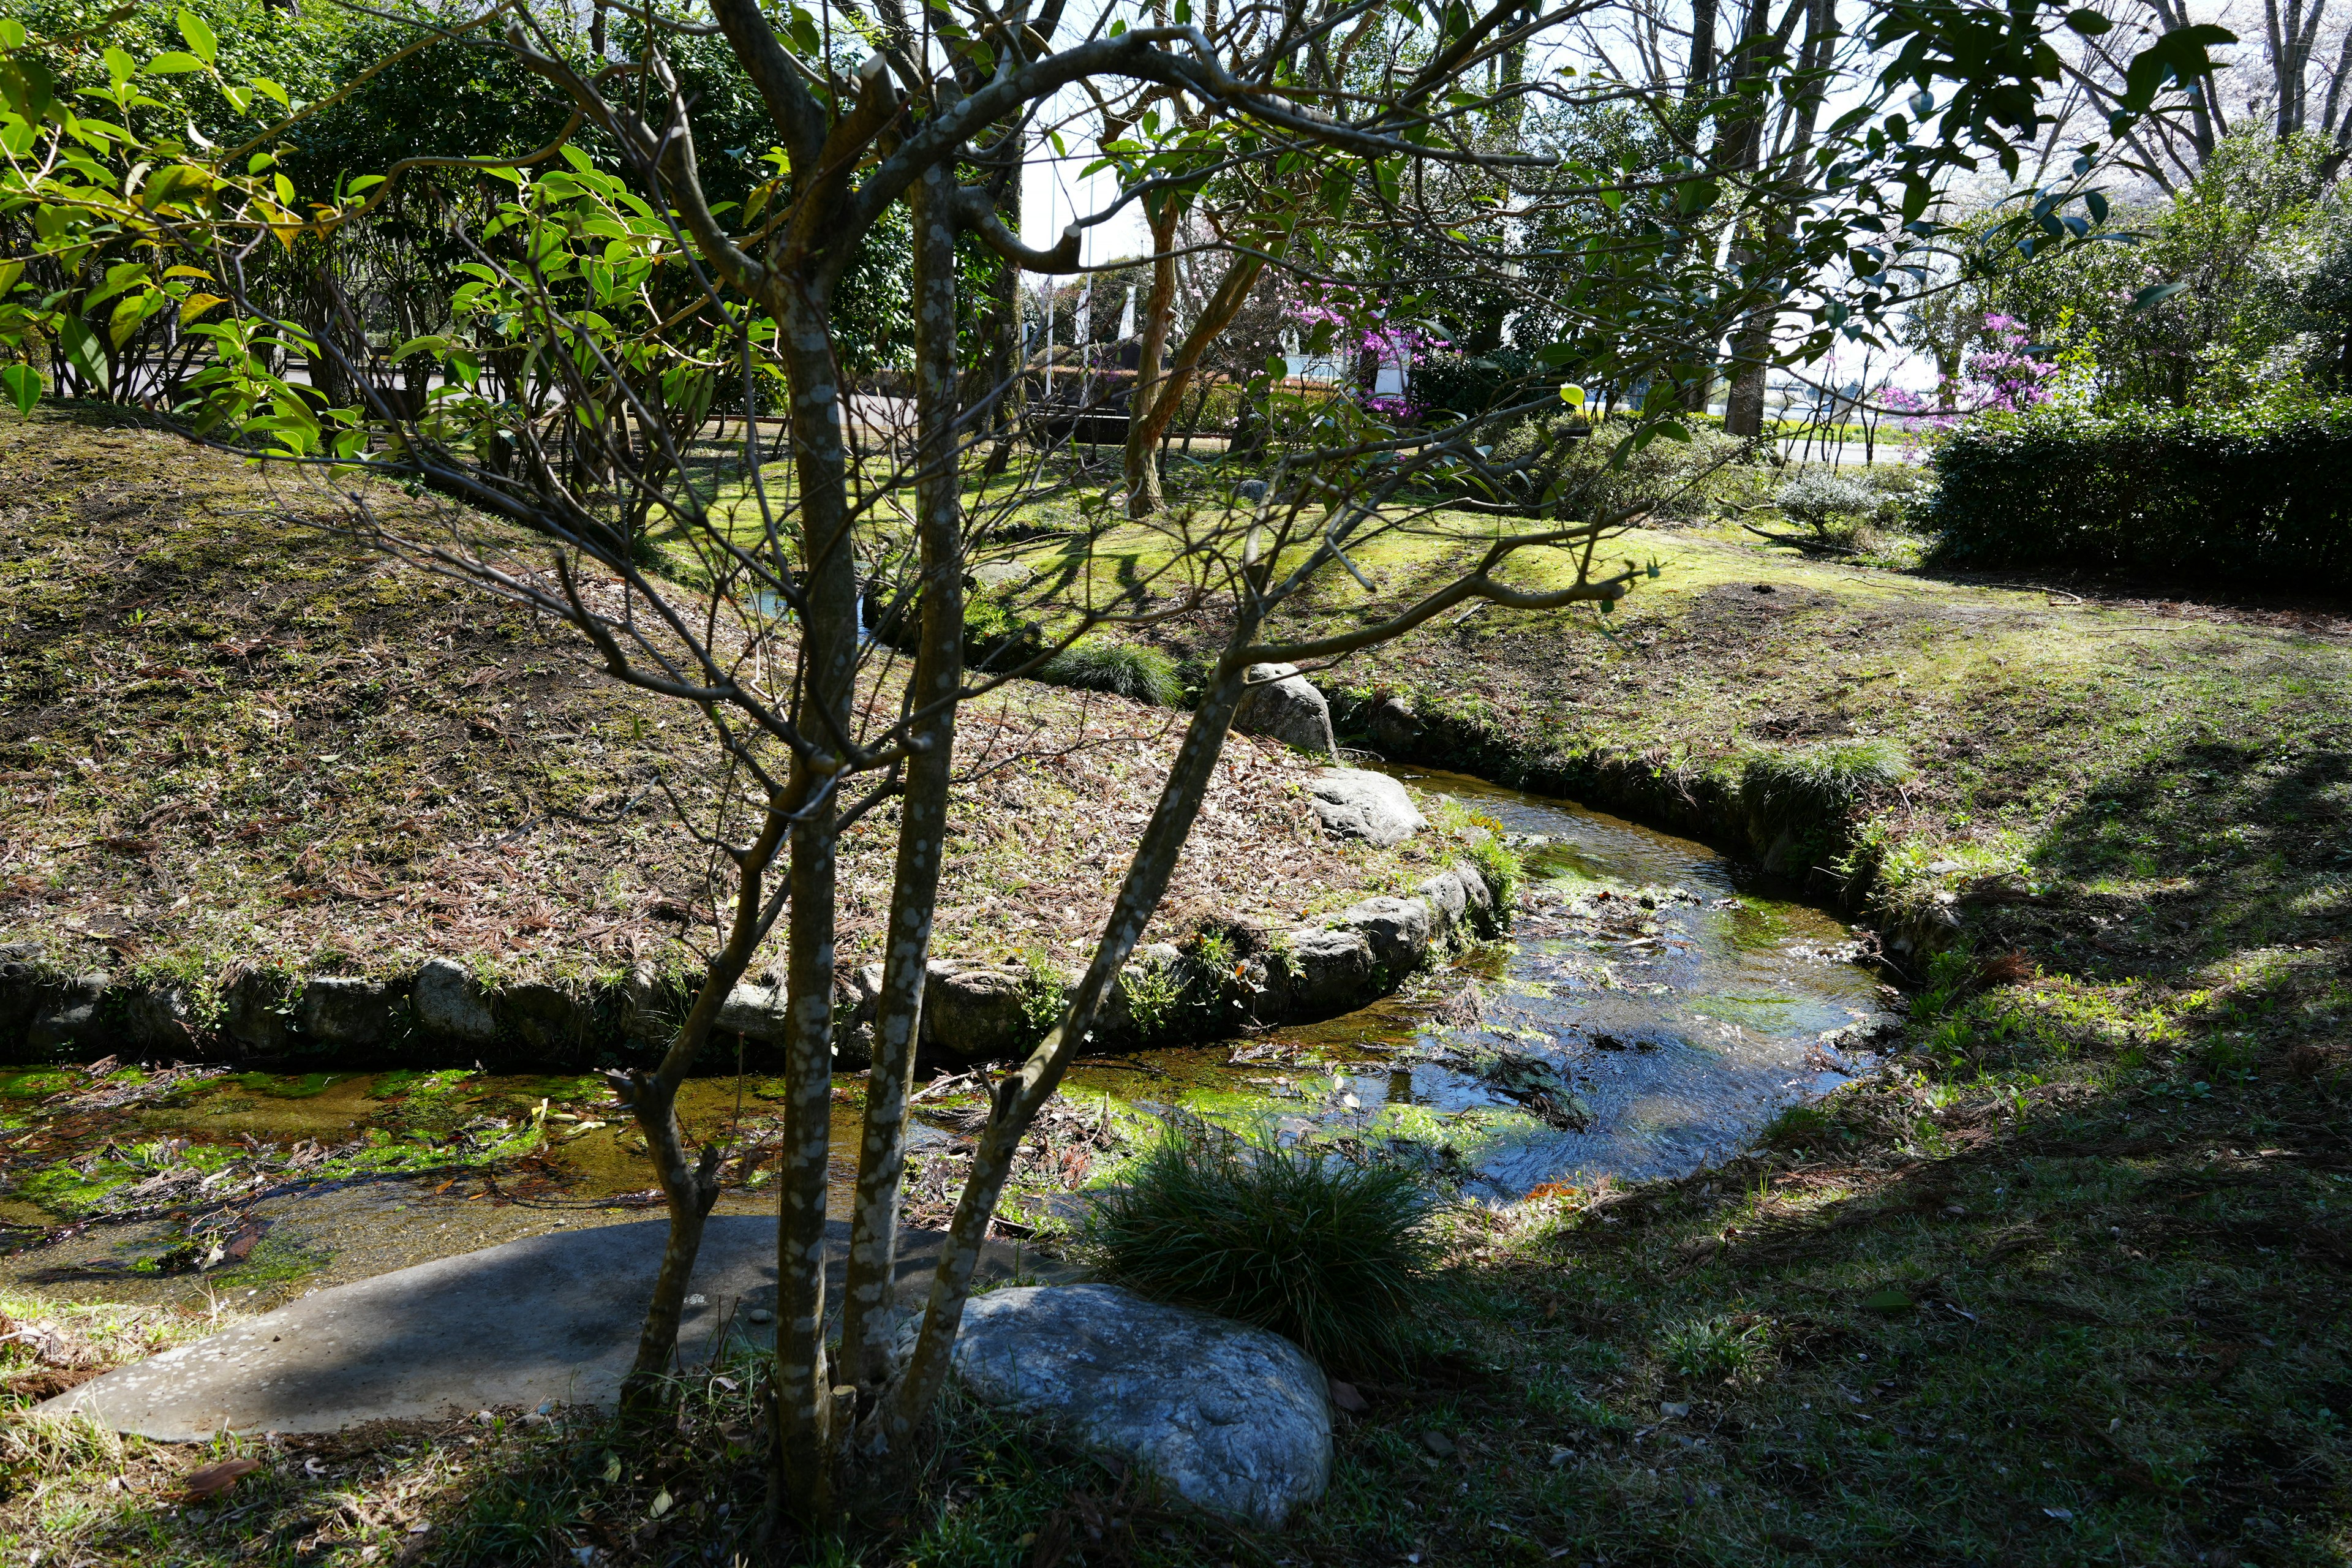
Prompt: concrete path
<box><xmin>40</xmin><ymin>1217</ymin><xmax>1072</xmax><ymax>1441</ymax></box>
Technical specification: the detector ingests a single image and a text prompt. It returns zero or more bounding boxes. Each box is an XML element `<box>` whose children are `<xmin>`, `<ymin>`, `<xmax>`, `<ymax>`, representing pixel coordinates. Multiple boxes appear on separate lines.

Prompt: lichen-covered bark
<box><xmin>836</xmin><ymin>161</ymin><xmax>965</xmax><ymax>1422</ymax></box>
<box><xmin>771</xmin><ymin>285</ymin><xmax>862</xmax><ymax>1523</ymax></box>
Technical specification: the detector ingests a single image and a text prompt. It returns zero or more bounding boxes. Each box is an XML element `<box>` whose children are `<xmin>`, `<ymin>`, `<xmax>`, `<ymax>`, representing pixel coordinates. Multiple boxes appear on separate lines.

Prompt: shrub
<box><xmin>1408</xmin><ymin>349</ymin><xmax>1556</xmax><ymax>419</ymax></box>
<box><xmin>1776</xmin><ymin>467</ymin><xmax>1876</xmax><ymax>530</ymax></box>
<box><xmin>1037</xmin><ymin>639</ymin><xmax>1182</xmax><ymax>705</ymax></box>
<box><xmin>1466</xmin><ymin>835</ymin><xmax>1523</xmax><ymax>918</ymax></box>
<box><xmin>1774</xmin><ymin>468</ymin><xmax>1881</xmax><ymax>549</ymax></box>
<box><xmin>1927</xmin><ymin>400</ymin><xmax>2352</xmax><ymax>589</ymax></box>
<box><xmin>1469</xmin><ymin>413</ymin><xmax>1749</xmax><ymax>522</ymax></box>
<box><xmin>960</xmin><ymin>589</ymin><xmax>1048</xmax><ymax>671</ymax></box>
<box><xmin>868</xmin><ymin>584</ymin><xmax>1049</xmax><ymax>671</ymax></box>
<box><xmin>1082</xmin><ymin>1121</ymin><xmax>1441</xmax><ymax>1371</ymax></box>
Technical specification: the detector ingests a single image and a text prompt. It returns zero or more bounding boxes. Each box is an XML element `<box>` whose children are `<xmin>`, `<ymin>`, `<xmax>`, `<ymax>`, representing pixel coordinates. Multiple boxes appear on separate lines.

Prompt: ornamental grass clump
<box><xmin>1082</xmin><ymin>1121</ymin><xmax>1441</xmax><ymax>1371</ymax></box>
<box><xmin>1038</xmin><ymin>639</ymin><xmax>1184</xmax><ymax>706</ymax></box>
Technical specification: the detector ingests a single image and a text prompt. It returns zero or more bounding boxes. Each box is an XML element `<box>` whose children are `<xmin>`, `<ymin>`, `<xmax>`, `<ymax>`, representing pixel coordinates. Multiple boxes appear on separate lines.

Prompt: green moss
<box><xmin>0</xmin><ymin>1071</ymin><xmax>74</xmax><ymax>1099</ymax></box>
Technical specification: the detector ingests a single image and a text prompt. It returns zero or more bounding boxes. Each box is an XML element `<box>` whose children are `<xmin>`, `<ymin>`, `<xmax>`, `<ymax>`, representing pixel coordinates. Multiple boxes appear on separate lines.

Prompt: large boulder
<box><xmin>297</xmin><ymin>976</ymin><xmax>407</xmax><ymax>1052</ymax></box>
<box><xmin>617</xmin><ymin>961</ymin><xmax>668</xmax><ymax>1044</ymax></box>
<box><xmin>222</xmin><ymin>971</ymin><xmax>296</xmax><ymax>1054</ymax></box>
<box><xmin>413</xmin><ymin>959</ymin><xmax>497</xmax><ymax>1047</ymax></box>
<box><xmin>920</xmin><ymin>962</ymin><xmax>1035</xmax><ymax>1058</ymax></box>
<box><xmin>1417</xmin><ymin>868</ymin><xmax>1469</xmax><ymax>939</ymax></box>
<box><xmin>1366</xmin><ymin>695</ymin><xmax>1420</xmax><ymax>755</ymax></box>
<box><xmin>1338</xmin><ymin>895</ymin><xmax>1431</xmax><ymax>973</ymax></box>
<box><xmin>1307</xmin><ymin>769</ymin><xmax>1425</xmax><ymax>847</ymax></box>
<box><xmin>499</xmin><ymin>982</ymin><xmax>592</xmax><ymax>1055</ymax></box>
<box><xmin>717</xmin><ymin>978</ymin><xmax>788</xmax><ymax>1041</ymax></box>
<box><xmin>1233</xmin><ymin>664</ymin><xmax>1335</xmax><ymax>759</ymax></box>
<box><xmin>26</xmin><ymin>972</ymin><xmax>105</xmax><ymax>1056</ymax></box>
<box><xmin>1266</xmin><ymin>926</ymin><xmax>1376</xmax><ymax>1018</ymax></box>
<box><xmin>952</xmin><ymin>1284</ymin><xmax>1332</xmax><ymax>1527</ymax></box>
<box><xmin>122</xmin><ymin>984</ymin><xmax>198</xmax><ymax>1055</ymax></box>
<box><xmin>1454</xmin><ymin>858</ymin><xmax>1498</xmax><ymax>932</ymax></box>
<box><xmin>0</xmin><ymin>945</ymin><xmax>45</xmax><ymax>1052</ymax></box>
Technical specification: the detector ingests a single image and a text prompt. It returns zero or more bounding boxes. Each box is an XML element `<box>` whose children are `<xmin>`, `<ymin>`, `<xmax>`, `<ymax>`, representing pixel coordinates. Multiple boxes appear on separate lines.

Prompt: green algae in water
<box><xmin>232</xmin><ymin>1071</ymin><xmax>361</xmax><ymax>1099</ymax></box>
<box><xmin>1722</xmin><ymin>898</ymin><xmax>1794</xmax><ymax>952</ymax></box>
<box><xmin>0</xmin><ymin>1071</ymin><xmax>75</xmax><ymax>1099</ymax></box>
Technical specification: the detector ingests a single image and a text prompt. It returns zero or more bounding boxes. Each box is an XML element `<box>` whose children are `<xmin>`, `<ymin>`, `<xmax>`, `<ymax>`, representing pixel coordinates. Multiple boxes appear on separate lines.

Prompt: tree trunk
<box><xmin>616</xmin><ymin>800</ymin><xmax>796</xmax><ymax>1417</ymax></box>
<box><xmin>981</xmin><ymin>164</ymin><xmax>1025</xmax><ymax>481</ymax></box>
<box><xmin>1722</xmin><ymin>317</ymin><xmax>1771</xmax><ymax>437</ymax></box>
<box><xmin>881</xmin><ymin>623</ymin><xmax>1265</xmax><ymax>1439</ymax></box>
<box><xmin>1125</xmin><ymin>251</ymin><xmax>1268</xmax><ymax>481</ymax></box>
<box><xmin>771</xmin><ymin>277</ymin><xmax>864</xmax><ymax>1526</ymax></box>
<box><xmin>1122</xmin><ymin>201</ymin><xmax>1183</xmax><ymax>517</ymax></box>
<box><xmin>835</xmin><ymin>161</ymin><xmax>965</xmax><ymax>1473</ymax></box>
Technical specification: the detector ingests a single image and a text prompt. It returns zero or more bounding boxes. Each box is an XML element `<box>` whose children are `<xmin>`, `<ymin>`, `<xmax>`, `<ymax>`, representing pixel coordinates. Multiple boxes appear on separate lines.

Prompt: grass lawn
<box><xmin>1</xmin><ymin>435</ymin><xmax>2347</xmax><ymax>1564</ymax></box>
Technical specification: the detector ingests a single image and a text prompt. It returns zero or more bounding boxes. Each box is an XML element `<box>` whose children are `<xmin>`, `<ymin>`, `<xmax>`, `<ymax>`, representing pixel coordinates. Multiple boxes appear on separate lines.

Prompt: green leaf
<box><xmin>2</xmin><ymin>363</ymin><xmax>39</xmax><ymax>416</ymax></box>
<box><xmin>2065</xmin><ymin>7</ymin><xmax>2112</xmax><ymax>34</ymax></box>
<box><xmin>0</xmin><ymin>57</ymin><xmax>58</xmax><ymax>121</ymax></box>
<box><xmin>1320</xmin><ymin>165</ymin><xmax>1350</xmax><ymax>217</ymax></box>
<box><xmin>1558</xmin><ymin>383</ymin><xmax>1586</xmax><ymax>406</ymax></box>
<box><xmin>1264</xmin><ymin>354</ymin><xmax>1289</xmax><ymax>380</ymax></box>
<box><xmin>0</xmin><ymin>18</ymin><xmax>25</xmax><ymax>49</ymax></box>
<box><xmin>2130</xmin><ymin>279</ymin><xmax>2188</xmax><ymax>311</ymax></box>
<box><xmin>58</xmin><ymin>316</ymin><xmax>107</xmax><ymax>393</ymax></box>
<box><xmin>177</xmin><ymin>10</ymin><xmax>217</xmax><ymax>64</ymax></box>
<box><xmin>1861</xmin><ymin>1287</ymin><xmax>1913</xmax><ymax>1313</ymax></box>
<box><xmin>247</xmin><ymin>75</ymin><xmax>289</xmax><ymax>107</ymax></box>
<box><xmin>145</xmin><ymin>51</ymin><xmax>206</xmax><ymax>75</ymax></box>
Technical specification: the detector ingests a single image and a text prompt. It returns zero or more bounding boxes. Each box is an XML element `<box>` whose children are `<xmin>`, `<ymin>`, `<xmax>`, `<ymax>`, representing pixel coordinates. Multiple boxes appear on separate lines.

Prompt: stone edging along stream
<box><xmin>1333</xmin><ymin>688</ymin><xmax>1963</xmax><ymax>963</ymax></box>
<box><xmin>0</xmin><ymin>774</ymin><xmax>1510</xmax><ymax>1072</ymax></box>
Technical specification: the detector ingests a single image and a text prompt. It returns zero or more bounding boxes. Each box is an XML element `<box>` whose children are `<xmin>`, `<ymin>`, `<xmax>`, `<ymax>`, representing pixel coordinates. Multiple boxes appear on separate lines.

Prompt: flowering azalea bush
<box><xmin>1885</xmin><ymin>313</ymin><xmax>2059</xmax><ymax>433</ymax></box>
<box><xmin>1286</xmin><ymin>287</ymin><xmax>1447</xmax><ymax>420</ymax></box>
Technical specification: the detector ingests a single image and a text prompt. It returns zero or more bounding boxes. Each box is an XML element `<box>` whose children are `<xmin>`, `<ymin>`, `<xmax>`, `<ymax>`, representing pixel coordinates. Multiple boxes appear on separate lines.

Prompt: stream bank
<box><xmin>0</xmin><ymin>766</ymin><xmax>1888</xmax><ymax>1313</ymax></box>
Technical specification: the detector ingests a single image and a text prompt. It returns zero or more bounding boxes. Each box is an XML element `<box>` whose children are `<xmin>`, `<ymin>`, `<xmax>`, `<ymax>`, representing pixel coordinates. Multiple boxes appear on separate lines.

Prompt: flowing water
<box><xmin>1066</xmin><ymin>767</ymin><xmax>1890</xmax><ymax>1202</ymax></box>
<box><xmin>0</xmin><ymin>769</ymin><xmax>1887</xmax><ymax>1303</ymax></box>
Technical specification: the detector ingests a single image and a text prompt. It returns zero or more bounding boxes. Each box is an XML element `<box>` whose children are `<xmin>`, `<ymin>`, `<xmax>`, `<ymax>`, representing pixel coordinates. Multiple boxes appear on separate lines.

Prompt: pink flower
<box><xmin>1890</xmin><ymin>314</ymin><xmax>2055</xmax><ymax>432</ymax></box>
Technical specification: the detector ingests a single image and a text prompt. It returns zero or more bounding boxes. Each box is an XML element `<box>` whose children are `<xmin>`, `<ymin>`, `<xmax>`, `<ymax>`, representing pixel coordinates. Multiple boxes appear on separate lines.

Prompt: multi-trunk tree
<box><xmin>0</xmin><ymin>0</ymin><xmax>2223</xmax><ymax>1528</ymax></box>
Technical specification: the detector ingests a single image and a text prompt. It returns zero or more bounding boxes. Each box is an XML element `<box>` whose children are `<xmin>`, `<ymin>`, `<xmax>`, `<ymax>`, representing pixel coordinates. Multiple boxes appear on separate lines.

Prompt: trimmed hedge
<box><xmin>1928</xmin><ymin>402</ymin><xmax>2352</xmax><ymax>589</ymax></box>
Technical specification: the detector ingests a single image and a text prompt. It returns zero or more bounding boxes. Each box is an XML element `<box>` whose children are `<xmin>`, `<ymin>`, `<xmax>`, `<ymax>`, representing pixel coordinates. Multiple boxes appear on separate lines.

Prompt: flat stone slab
<box><xmin>42</xmin><ymin>1216</ymin><xmax>1069</xmax><ymax>1441</ymax></box>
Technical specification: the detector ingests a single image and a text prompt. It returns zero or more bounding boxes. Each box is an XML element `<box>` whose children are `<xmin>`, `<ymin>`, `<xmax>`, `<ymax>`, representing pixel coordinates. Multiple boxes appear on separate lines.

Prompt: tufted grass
<box><xmin>1079</xmin><ymin>1120</ymin><xmax>1442</xmax><ymax>1374</ymax></box>
<box><xmin>1037</xmin><ymin>638</ymin><xmax>1184</xmax><ymax>706</ymax></box>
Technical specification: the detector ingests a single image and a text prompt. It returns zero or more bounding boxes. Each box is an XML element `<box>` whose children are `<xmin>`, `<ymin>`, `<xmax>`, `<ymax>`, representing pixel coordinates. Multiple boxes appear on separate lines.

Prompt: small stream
<box><xmin>0</xmin><ymin>770</ymin><xmax>1888</xmax><ymax>1303</ymax></box>
<box><xmin>1066</xmin><ymin>767</ymin><xmax>1890</xmax><ymax>1200</ymax></box>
